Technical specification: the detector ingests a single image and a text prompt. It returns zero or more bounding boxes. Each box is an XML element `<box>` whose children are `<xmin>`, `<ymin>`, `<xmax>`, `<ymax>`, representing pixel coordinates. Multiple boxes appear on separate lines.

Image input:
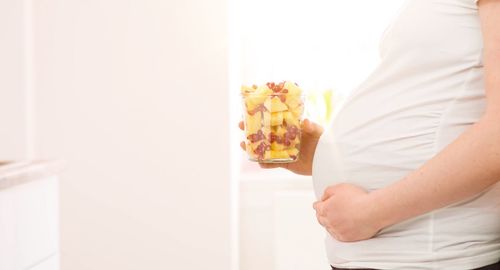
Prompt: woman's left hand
<box><xmin>312</xmin><ymin>183</ymin><xmax>383</xmax><ymax>242</ymax></box>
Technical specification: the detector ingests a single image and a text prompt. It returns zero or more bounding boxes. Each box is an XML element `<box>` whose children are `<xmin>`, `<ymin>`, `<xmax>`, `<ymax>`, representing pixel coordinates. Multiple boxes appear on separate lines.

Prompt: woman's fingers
<box><xmin>239</xmin><ymin>121</ymin><xmax>244</xmax><ymax>130</ymax></box>
<box><xmin>240</xmin><ymin>141</ymin><xmax>246</xmax><ymax>150</ymax></box>
<box><xmin>301</xmin><ymin>119</ymin><xmax>323</xmax><ymax>139</ymax></box>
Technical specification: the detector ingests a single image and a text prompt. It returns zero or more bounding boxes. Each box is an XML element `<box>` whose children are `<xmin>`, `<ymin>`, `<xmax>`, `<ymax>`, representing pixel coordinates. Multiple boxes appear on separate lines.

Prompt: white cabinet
<box><xmin>0</xmin><ymin>169</ymin><xmax>60</xmax><ymax>270</ymax></box>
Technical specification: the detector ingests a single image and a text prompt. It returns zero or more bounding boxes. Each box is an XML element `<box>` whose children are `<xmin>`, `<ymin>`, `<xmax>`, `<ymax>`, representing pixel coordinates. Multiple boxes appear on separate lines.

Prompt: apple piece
<box><xmin>283</xmin><ymin>111</ymin><xmax>300</xmax><ymax>126</ymax></box>
<box><xmin>271</xmin><ymin>112</ymin><xmax>284</xmax><ymax>126</ymax></box>
<box><xmin>271</xmin><ymin>142</ymin><xmax>285</xmax><ymax>151</ymax></box>
<box><xmin>264</xmin><ymin>96</ymin><xmax>288</xmax><ymax>112</ymax></box>
<box><xmin>245</xmin><ymin>112</ymin><xmax>262</xmax><ymax>135</ymax></box>
<box><xmin>271</xmin><ymin>150</ymin><xmax>289</xmax><ymax>159</ymax></box>
<box><xmin>284</xmin><ymin>81</ymin><xmax>302</xmax><ymax>96</ymax></box>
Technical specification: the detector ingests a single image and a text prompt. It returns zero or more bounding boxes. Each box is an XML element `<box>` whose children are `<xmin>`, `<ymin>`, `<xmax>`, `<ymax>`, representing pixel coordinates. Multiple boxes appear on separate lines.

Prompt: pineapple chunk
<box><xmin>285</xmin><ymin>95</ymin><xmax>302</xmax><ymax>110</ymax></box>
<box><xmin>263</xmin><ymin>111</ymin><xmax>271</xmax><ymax>127</ymax></box>
<box><xmin>291</xmin><ymin>136</ymin><xmax>301</xmax><ymax>147</ymax></box>
<box><xmin>241</xmin><ymin>85</ymin><xmax>254</xmax><ymax>94</ymax></box>
<box><xmin>264</xmin><ymin>96</ymin><xmax>288</xmax><ymax>112</ymax></box>
<box><xmin>246</xmin><ymin>141</ymin><xmax>260</xmax><ymax>151</ymax></box>
<box><xmin>271</xmin><ymin>150</ymin><xmax>289</xmax><ymax>159</ymax></box>
<box><xmin>271</xmin><ymin>142</ymin><xmax>285</xmax><ymax>151</ymax></box>
<box><xmin>273</xmin><ymin>125</ymin><xmax>287</xmax><ymax>137</ymax></box>
<box><xmin>263</xmin><ymin>150</ymin><xmax>271</xmax><ymax>160</ymax></box>
<box><xmin>254</xmin><ymin>85</ymin><xmax>273</xmax><ymax>96</ymax></box>
<box><xmin>245</xmin><ymin>95</ymin><xmax>267</xmax><ymax>111</ymax></box>
<box><xmin>287</xmin><ymin>148</ymin><xmax>299</xmax><ymax>157</ymax></box>
<box><xmin>290</xmin><ymin>104</ymin><xmax>304</xmax><ymax>118</ymax></box>
<box><xmin>245</xmin><ymin>112</ymin><xmax>262</xmax><ymax>135</ymax></box>
<box><xmin>246</xmin><ymin>143</ymin><xmax>256</xmax><ymax>157</ymax></box>
<box><xmin>271</xmin><ymin>112</ymin><xmax>284</xmax><ymax>126</ymax></box>
<box><xmin>283</xmin><ymin>111</ymin><xmax>299</xmax><ymax>126</ymax></box>
<box><xmin>284</xmin><ymin>81</ymin><xmax>302</xmax><ymax>96</ymax></box>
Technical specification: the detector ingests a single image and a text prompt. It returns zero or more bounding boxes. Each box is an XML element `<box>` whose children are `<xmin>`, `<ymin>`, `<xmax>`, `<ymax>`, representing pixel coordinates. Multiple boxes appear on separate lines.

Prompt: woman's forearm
<box><xmin>370</xmin><ymin>113</ymin><xmax>500</xmax><ymax>229</ymax></box>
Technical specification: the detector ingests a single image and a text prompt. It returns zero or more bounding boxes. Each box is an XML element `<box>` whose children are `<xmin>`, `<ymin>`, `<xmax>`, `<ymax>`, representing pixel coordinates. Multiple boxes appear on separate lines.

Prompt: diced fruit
<box><xmin>246</xmin><ymin>143</ymin><xmax>256</xmax><ymax>157</ymax></box>
<box><xmin>283</xmin><ymin>111</ymin><xmax>299</xmax><ymax>126</ymax></box>
<box><xmin>255</xmin><ymin>85</ymin><xmax>273</xmax><ymax>96</ymax></box>
<box><xmin>290</xmin><ymin>104</ymin><xmax>304</xmax><ymax>118</ymax></box>
<box><xmin>254</xmin><ymin>141</ymin><xmax>271</xmax><ymax>157</ymax></box>
<box><xmin>285</xmin><ymin>95</ymin><xmax>301</xmax><ymax>110</ymax></box>
<box><xmin>264</xmin><ymin>96</ymin><xmax>288</xmax><ymax>112</ymax></box>
<box><xmin>271</xmin><ymin>142</ymin><xmax>285</xmax><ymax>151</ymax></box>
<box><xmin>271</xmin><ymin>112</ymin><xmax>284</xmax><ymax>126</ymax></box>
<box><xmin>245</xmin><ymin>112</ymin><xmax>262</xmax><ymax>135</ymax></box>
<box><xmin>284</xmin><ymin>81</ymin><xmax>302</xmax><ymax>96</ymax></box>
<box><xmin>290</xmin><ymin>136</ymin><xmax>300</xmax><ymax>148</ymax></box>
<box><xmin>271</xmin><ymin>150</ymin><xmax>289</xmax><ymax>159</ymax></box>
<box><xmin>274</xmin><ymin>125</ymin><xmax>287</xmax><ymax>137</ymax></box>
<box><xmin>263</xmin><ymin>150</ymin><xmax>271</xmax><ymax>160</ymax></box>
<box><xmin>242</xmin><ymin>81</ymin><xmax>304</xmax><ymax>162</ymax></box>
<box><xmin>263</xmin><ymin>111</ymin><xmax>271</xmax><ymax>126</ymax></box>
<box><xmin>262</xmin><ymin>125</ymin><xmax>271</xmax><ymax>138</ymax></box>
<box><xmin>246</xmin><ymin>95</ymin><xmax>268</xmax><ymax>111</ymax></box>
<box><xmin>278</xmin><ymin>94</ymin><xmax>287</xmax><ymax>103</ymax></box>
<box><xmin>269</xmin><ymin>132</ymin><xmax>282</xmax><ymax>144</ymax></box>
<box><xmin>247</xmin><ymin>130</ymin><xmax>266</xmax><ymax>143</ymax></box>
<box><xmin>287</xmin><ymin>148</ymin><xmax>299</xmax><ymax>158</ymax></box>
<box><xmin>248</xmin><ymin>104</ymin><xmax>266</xmax><ymax>115</ymax></box>
<box><xmin>241</xmin><ymin>85</ymin><xmax>254</xmax><ymax>94</ymax></box>
<box><xmin>287</xmin><ymin>125</ymin><xmax>300</xmax><ymax>137</ymax></box>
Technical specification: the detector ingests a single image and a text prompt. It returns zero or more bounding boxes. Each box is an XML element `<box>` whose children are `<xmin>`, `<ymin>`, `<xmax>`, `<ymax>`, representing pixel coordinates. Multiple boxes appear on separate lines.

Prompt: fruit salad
<box><xmin>241</xmin><ymin>81</ymin><xmax>304</xmax><ymax>163</ymax></box>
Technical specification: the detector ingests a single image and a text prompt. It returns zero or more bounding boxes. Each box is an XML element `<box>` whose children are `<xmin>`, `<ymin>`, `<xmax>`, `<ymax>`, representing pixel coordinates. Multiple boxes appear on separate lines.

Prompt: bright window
<box><xmin>230</xmin><ymin>0</ymin><xmax>404</xmax><ymax>174</ymax></box>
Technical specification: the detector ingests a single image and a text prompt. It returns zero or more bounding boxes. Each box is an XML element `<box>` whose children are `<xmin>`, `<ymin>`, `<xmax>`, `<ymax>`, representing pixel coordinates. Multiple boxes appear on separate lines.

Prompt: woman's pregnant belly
<box><xmin>311</xmin><ymin>66</ymin><xmax>500</xmax><ymax>269</ymax></box>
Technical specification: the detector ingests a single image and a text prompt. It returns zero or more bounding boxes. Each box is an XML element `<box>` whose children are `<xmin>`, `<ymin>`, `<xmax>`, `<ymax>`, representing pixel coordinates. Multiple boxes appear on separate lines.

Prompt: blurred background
<box><xmin>0</xmin><ymin>0</ymin><xmax>401</xmax><ymax>269</ymax></box>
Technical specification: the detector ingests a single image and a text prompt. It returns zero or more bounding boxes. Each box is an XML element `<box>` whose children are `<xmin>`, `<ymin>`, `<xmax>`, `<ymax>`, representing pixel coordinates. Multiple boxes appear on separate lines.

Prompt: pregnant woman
<box><xmin>240</xmin><ymin>0</ymin><xmax>500</xmax><ymax>269</ymax></box>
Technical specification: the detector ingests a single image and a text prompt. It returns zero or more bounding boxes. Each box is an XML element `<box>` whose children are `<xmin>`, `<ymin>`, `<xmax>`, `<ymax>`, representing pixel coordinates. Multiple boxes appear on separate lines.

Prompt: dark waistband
<box><xmin>330</xmin><ymin>260</ymin><xmax>500</xmax><ymax>270</ymax></box>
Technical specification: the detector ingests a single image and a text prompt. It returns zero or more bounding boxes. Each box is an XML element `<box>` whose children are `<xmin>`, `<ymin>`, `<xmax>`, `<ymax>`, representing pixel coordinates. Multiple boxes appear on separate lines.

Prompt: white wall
<box><xmin>0</xmin><ymin>0</ymin><xmax>30</xmax><ymax>160</ymax></box>
<box><xmin>33</xmin><ymin>0</ymin><xmax>232</xmax><ymax>269</ymax></box>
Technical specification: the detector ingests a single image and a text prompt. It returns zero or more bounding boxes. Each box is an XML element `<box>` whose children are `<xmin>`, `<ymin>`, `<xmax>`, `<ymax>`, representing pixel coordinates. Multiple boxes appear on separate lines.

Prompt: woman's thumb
<box><xmin>302</xmin><ymin>119</ymin><xmax>323</xmax><ymax>138</ymax></box>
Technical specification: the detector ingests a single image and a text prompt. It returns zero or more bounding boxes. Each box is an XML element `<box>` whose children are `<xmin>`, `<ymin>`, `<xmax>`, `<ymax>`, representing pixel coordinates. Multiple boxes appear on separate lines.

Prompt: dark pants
<box><xmin>330</xmin><ymin>260</ymin><xmax>500</xmax><ymax>270</ymax></box>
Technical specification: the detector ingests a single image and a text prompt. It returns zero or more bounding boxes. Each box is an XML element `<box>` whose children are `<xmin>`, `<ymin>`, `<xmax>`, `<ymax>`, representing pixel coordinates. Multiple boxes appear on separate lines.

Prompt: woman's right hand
<box><xmin>239</xmin><ymin>119</ymin><xmax>323</xmax><ymax>176</ymax></box>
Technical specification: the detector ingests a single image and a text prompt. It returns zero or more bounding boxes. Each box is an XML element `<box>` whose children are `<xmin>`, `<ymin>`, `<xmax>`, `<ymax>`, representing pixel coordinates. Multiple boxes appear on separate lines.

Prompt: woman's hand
<box><xmin>239</xmin><ymin>119</ymin><xmax>323</xmax><ymax>176</ymax></box>
<box><xmin>312</xmin><ymin>183</ymin><xmax>383</xmax><ymax>242</ymax></box>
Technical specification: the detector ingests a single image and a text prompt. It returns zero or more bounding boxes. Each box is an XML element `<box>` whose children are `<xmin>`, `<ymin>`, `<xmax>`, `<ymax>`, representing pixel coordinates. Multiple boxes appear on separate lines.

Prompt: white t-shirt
<box><xmin>312</xmin><ymin>0</ymin><xmax>500</xmax><ymax>269</ymax></box>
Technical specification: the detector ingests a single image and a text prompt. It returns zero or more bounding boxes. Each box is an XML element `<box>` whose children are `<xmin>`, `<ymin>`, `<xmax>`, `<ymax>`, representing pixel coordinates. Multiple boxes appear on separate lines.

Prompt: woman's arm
<box><xmin>313</xmin><ymin>0</ymin><xmax>500</xmax><ymax>242</ymax></box>
<box><xmin>371</xmin><ymin>0</ymin><xmax>500</xmax><ymax>230</ymax></box>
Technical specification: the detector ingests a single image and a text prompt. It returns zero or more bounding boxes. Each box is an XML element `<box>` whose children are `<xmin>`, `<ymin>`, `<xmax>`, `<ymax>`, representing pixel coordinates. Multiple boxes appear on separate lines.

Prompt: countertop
<box><xmin>0</xmin><ymin>160</ymin><xmax>65</xmax><ymax>190</ymax></box>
